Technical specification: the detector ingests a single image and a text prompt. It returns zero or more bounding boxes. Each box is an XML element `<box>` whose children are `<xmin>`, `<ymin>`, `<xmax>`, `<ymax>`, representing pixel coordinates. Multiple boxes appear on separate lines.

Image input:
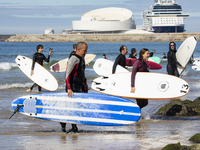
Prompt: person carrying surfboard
<box><xmin>26</xmin><ymin>44</ymin><xmax>53</xmax><ymax>92</ymax></box>
<box><xmin>112</xmin><ymin>45</ymin><xmax>128</xmax><ymax>74</ymax></box>
<box><xmin>60</xmin><ymin>42</ymin><xmax>88</xmax><ymax>133</ymax></box>
<box><xmin>131</xmin><ymin>48</ymin><xmax>149</xmax><ymax>109</ymax></box>
<box><xmin>167</xmin><ymin>42</ymin><xmax>186</xmax><ymax>77</ymax></box>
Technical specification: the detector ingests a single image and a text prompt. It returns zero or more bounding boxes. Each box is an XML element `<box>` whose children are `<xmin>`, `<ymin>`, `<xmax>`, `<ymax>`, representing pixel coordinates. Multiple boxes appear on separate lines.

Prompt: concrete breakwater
<box><xmin>2</xmin><ymin>33</ymin><xmax>200</xmax><ymax>42</ymax></box>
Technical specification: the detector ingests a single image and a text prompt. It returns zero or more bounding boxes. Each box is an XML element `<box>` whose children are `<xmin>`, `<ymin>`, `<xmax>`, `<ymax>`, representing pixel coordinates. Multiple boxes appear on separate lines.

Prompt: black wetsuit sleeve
<box><xmin>31</xmin><ymin>53</ymin><xmax>37</xmax><ymax>70</ymax></box>
<box><xmin>43</xmin><ymin>54</ymin><xmax>50</xmax><ymax>63</ymax></box>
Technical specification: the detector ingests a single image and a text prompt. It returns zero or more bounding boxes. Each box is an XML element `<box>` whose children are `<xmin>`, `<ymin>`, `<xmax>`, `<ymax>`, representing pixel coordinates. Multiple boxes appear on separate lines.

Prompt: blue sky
<box><xmin>0</xmin><ymin>0</ymin><xmax>199</xmax><ymax>34</ymax></box>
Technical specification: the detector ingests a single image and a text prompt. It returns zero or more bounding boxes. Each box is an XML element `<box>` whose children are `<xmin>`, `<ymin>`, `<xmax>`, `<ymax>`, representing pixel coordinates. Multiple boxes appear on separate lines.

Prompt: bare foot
<box><xmin>26</xmin><ymin>89</ymin><xmax>31</xmax><ymax>92</ymax></box>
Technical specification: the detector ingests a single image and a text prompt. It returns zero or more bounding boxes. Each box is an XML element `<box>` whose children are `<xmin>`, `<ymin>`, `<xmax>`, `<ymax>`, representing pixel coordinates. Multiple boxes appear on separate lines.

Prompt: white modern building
<box><xmin>72</xmin><ymin>7</ymin><xmax>136</xmax><ymax>34</ymax></box>
<box><xmin>44</xmin><ymin>28</ymin><xmax>54</xmax><ymax>34</ymax></box>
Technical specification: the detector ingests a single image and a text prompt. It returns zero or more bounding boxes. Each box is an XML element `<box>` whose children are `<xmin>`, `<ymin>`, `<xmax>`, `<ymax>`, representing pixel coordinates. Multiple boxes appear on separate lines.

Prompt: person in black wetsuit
<box><xmin>167</xmin><ymin>42</ymin><xmax>186</xmax><ymax>77</ymax></box>
<box><xmin>26</xmin><ymin>44</ymin><xmax>53</xmax><ymax>92</ymax></box>
<box><xmin>112</xmin><ymin>45</ymin><xmax>128</xmax><ymax>74</ymax></box>
<box><xmin>60</xmin><ymin>42</ymin><xmax>88</xmax><ymax>133</ymax></box>
<box><xmin>149</xmin><ymin>50</ymin><xmax>155</xmax><ymax>57</ymax></box>
<box><xmin>69</xmin><ymin>44</ymin><xmax>77</xmax><ymax>58</ymax></box>
<box><xmin>129</xmin><ymin>48</ymin><xmax>137</xmax><ymax>59</ymax></box>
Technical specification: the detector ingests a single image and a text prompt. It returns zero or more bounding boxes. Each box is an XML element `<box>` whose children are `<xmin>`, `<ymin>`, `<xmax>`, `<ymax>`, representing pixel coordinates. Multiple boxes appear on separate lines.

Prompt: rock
<box><xmin>189</xmin><ymin>133</ymin><xmax>200</xmax><ymax>143</ymax></box>
<box><xmin>162</xmin><ymin>142</ymin><xmax>200</xmax><ymax>150</ymax></box>
<box><xmin>156</xmin><ymin>97</ymin><xmax>200</xmax><ymax>116</ymax></box>
<box><xmin>162</xmin><ymin>142</ymin><xmax>181</xmax><ymax>150</ymax></box>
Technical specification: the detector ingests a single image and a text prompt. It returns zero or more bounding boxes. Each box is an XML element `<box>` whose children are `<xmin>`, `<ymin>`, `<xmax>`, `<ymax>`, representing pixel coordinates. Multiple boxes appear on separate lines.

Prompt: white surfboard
<box><xmin>176</xmin><ymin>36</ymin><xmax>197</xmax><ymax>75</ymax></box>
<box><xmin>93</xmin><ymin>58</ymin><xmax>129</xmax><ymax>76</ymax></box>
<box><xmin>91</xmin><ymin>72</ymin><xmax>190</xmax><ymax>99</ymax></box>
<box><xmin>15</xmin><ymin>55</ymin><xmax>58</xmax><ymax>91</ymax></box>
<box><xmin>50</xmin><ymin>54</ymin><xmax>96</xmax><ymax>72</ymax></box>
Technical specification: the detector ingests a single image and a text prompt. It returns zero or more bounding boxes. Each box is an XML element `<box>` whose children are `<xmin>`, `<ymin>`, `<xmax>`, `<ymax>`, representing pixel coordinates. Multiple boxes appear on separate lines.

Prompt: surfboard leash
<box><xmin>9</xmin><ymin>104</ymin><xmax>24</xmax><ymax>119</ymax></box>
<box><xmin>0</xmin><ymin>104</ymin><xmax>24</xmax><ymax>128</ymax></box>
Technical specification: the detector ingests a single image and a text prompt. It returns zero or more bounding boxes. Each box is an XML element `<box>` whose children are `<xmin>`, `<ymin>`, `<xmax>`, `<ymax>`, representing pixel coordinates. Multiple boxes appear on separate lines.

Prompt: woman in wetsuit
<box><xmin>26</xmin><ymin>44</ymin><xmax>53</xmax><ymax>92</ymax></box>
<box><xmin>167</xmin><ymin>42</ymin><xmax>186</xmax><ymax>77</ymax></box>
<box><xmin>131</xmin><ymin>48</ymin><xmax>149</xmax><ymax>109</ymax></box>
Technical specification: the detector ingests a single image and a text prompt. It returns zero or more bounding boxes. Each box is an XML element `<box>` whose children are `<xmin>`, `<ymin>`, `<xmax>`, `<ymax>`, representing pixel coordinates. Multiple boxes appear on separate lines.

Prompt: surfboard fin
<box><xmin>96</xmin><ymin>87</ymin><xmax>105</xmax><ymax>91</ymax></box>
<box><xmin>102</xmin><ymin>76</ymin><xmax>109</xmax><ymax>79</ymax></box>
<box><xmin>93</xmin><ymin>81</ymin><xmax>101</xmax><ymax>85</ymax></box>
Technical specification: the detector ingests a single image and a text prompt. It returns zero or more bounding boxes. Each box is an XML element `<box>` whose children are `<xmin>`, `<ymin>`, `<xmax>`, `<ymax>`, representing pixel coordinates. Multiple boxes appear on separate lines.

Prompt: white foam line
<box><xmin>22</xmin><ymin>95</ymin><xmax>138</xmax><ymax>107</ymax></box>
<box><xmin>23</xmin><ymin>113</ymin><xmax>137</xmax><ymax>125</ymax></box>
<box><xmin>40</xmin><ymin>106</ymin><xmax>141</xmax><ymax>116</ymax></box>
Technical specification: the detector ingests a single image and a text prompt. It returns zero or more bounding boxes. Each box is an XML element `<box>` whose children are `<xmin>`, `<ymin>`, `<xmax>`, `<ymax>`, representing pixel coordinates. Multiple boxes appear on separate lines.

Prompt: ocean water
<box><xmin>0</xmin><ymin>41</ymin><xmax>200</xmax><ymax>150</ymax></box>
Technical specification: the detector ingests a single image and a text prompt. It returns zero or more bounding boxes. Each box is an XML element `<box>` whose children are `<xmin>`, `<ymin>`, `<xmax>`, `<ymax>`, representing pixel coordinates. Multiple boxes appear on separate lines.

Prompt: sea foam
<box><xmin>0</xmin><ymin>83</ymin><xmax>32</xmax><ymax>89</ymax></box>
<box><xmin>0</xmin><ymin>62</ymin><xmax>18</xmax><ymax>70</ymax></box>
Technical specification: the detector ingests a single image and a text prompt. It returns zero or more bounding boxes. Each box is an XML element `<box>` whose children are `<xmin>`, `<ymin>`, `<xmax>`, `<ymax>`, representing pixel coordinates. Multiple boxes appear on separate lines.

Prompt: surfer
<box><xmin>167</xmin><ymin>42</ymin><xmax>186</xmax><ymax>77</ymax></box>
<box><xmin>131</xmin><ymin>48</ymin><xmax>149</xmax><ymax>109</ymax></box>
<box><xmin>69</xmin><ymin>44</ymin><xmax>77</xmax><ymax>58</ymax></box>
<box><xmin>112</xmin><ymin>45</ymin><xmax>128</xmax><ymax>73</ymax></box>
<box><xmin>128</xmin><ymin>48</ymin><xmax>137</xmax><ymax>66</ymax></box>
<box><xmin>149</xmin><ymin>50</ymin><xmax>156</xmax><ymax>57</ymax></box>
<box><xmin>162</xmin><ymin>53</ymin><xmax>167</xmax><ymax>59</ymax></box>
<box><xmin>103</xmin><ymin>54</ymin><xmax>107</xmax><ymax>59</ymax></box>
<box><xmin>129</xmin><ymin>48</ymin><xmax>137</xmax><ymax>59</ymax></box>
<box><xmin>60</xmin><ymin>42</ymin><xmax>88</xmax><ymax>133</ymax></box>
<box><xmin>26</xmin><ymin>44</ymin><xmax>53</xmax><ymax>92</ymax></box>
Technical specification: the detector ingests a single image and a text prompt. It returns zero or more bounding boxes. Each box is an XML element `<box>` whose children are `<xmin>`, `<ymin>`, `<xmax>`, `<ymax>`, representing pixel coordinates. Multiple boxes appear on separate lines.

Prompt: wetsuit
<box><xmin>167</xmin><ymin>49</ymin><xmax>182</xmax><ymax>77</ymax></box>
<box><xmin>60</xmin><ymin>54</ymin><xmax>87</xmax><ymax>133</ymax></box>
<box><xmin>128</xmin><ymin>55</ymin><xmax>137</xmax><ymax>66</ymax></box>
<box><xmin>30</xmin><ymin>52</ymin><xmax>50</xmax><ymax>91</ymax></box>
<box><xmin>112</xmin><ymin>54</ymin><xmax>126</xmax><ymax>74</ymax></box>
<box><xmin>131</xmin><ymin>59</ymin><xmax>149</xmax><ymax>109</ymax></box>
<box><xmin>129</xmin><ymin>54</ymin><xmax>137</xmax><ymax>59</ymax></box>
<box><xmin>149</xmin><ymin>52</ymin><xmax>154</xmax><ymax>57</ymax></box>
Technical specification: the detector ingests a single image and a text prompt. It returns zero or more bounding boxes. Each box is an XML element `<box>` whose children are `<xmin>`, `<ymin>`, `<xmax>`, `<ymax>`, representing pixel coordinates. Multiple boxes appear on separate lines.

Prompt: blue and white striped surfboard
<box><xmin>11</xmin><ymin>93</ymin><xmax>141</xmax><ymax>126</ymax></box>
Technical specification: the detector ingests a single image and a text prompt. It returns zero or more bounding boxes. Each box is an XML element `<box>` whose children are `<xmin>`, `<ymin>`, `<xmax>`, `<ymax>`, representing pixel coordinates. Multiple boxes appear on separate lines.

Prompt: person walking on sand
<box><xmin>112</xmin><ymin>45</ymin><xmax>128</xmax><ymax>74</ymax></box>
<box><xmin>131</xmin><ymin>48</ymin><xmax>149</xmax><ymax>109</ymax></box>
<box><xmin>60</xmin><ymin>42</ymin><xmax>88</xmax><ymax>133</ymax></box>
<box><xmin>167</xmin><ymin>42</ymin><xmax>186</xmax><ymax>77</ymax></box>
<box><xmin>26</xmin><ymin>44</ymin><xmax>53</xmax><ymax>92</ymax></box>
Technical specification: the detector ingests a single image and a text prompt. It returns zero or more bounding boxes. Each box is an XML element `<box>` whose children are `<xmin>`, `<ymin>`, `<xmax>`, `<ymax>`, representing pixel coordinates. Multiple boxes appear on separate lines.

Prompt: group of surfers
<box><xmin>26</xmin><ymin>41</ymin><xmax>186</xmax><ymax>133</ymax></box>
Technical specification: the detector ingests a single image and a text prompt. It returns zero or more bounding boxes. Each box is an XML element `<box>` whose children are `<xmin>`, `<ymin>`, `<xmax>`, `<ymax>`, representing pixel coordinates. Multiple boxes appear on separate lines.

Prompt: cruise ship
<box><xmin>142</xmin><ymin>0</ymin><xmax>189</xmax><ymax>33</ymax></box>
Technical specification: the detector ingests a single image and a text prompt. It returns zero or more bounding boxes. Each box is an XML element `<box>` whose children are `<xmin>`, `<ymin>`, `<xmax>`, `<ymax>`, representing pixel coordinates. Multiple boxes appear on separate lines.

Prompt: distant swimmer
<box><xmin>26</xmin><ymin>44</ymin><xmax>53</xmax><ymax>92</ymax></box>
<box><xmin>103</xmin><ymin>54</ymin><xmax>107</xmax><ymax>59</ymax></box>
<box><xmin>167</xmin><ymin>42</ymin><xmax>186</xmax><ymax>77</ymax></box>
<box><xmin>162</xmin><ymin>53</ymin><xmax>167</xmax><ymax>59</ymax></box>
<box><xmin>131</xmin><ymin>48</ymin><xmax>149</xmax><ymax>109</ymax></box>
<box><xmin>112</xmin><ymin>45</ymin><xmax>128</xmax><ymax>74</ymax></box>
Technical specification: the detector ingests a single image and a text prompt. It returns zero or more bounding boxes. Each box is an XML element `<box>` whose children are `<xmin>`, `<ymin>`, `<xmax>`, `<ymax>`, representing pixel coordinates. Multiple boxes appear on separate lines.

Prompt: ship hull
<box><xmin>152</xmin><ymin>26</ymin><xmax>184</xmax><ymax>33</ymax></box>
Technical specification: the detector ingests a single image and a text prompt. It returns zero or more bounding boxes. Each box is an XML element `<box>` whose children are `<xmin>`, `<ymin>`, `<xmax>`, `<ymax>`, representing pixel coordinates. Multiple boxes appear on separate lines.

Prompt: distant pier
<box><xmin>1</xmin><ymin>33</ymin><xmax>200</xmax><ymax>42</ymax></box>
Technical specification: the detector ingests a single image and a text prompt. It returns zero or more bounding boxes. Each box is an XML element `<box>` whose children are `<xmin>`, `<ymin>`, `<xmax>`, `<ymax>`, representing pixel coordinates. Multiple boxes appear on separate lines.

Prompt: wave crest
<box><xmin>0</xmin><ymin>62</ymin><xmax>18</xmax><ymax>70</ymax></box>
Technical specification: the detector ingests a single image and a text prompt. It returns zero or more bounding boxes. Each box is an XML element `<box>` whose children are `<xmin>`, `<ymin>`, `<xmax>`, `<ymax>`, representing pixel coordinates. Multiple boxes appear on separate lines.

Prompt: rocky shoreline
<box><xmin>1</xmin><ymin>33</ymin><xmax>200</xmax><ymax>42</ymax></box>
<box><xmin>157</xmin><ymin>98</ymin><xmax>200</xmax><ymax>150</ymax></box>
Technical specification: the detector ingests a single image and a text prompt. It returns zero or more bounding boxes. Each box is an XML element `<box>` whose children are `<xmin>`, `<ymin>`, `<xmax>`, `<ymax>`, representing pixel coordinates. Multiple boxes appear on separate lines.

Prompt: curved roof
<box><xmin>81</xmin><ymin>7</ymin><xmax>133</xmax><ymax>21</ymax></box>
